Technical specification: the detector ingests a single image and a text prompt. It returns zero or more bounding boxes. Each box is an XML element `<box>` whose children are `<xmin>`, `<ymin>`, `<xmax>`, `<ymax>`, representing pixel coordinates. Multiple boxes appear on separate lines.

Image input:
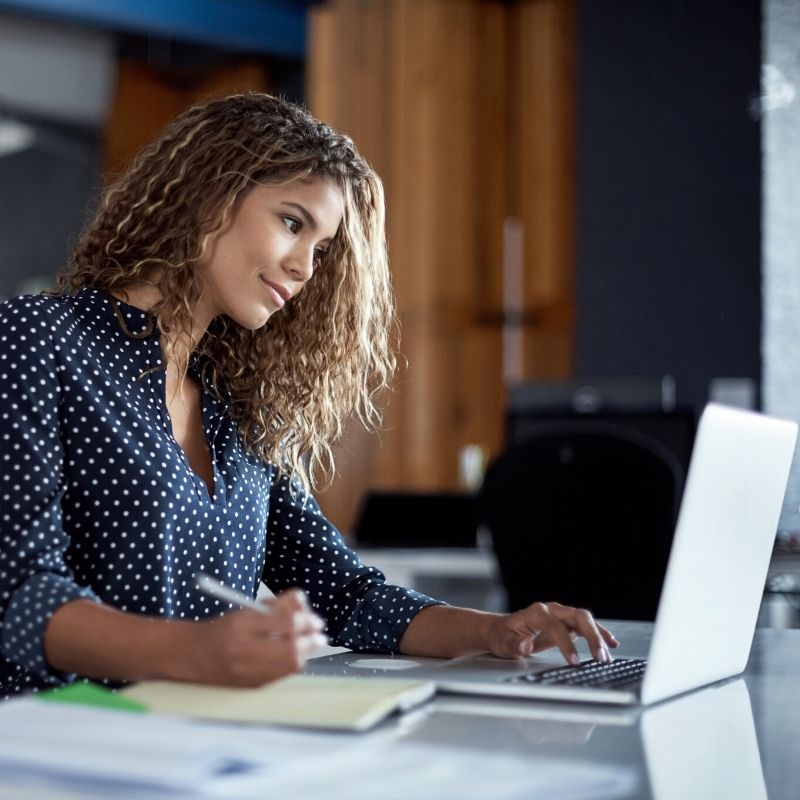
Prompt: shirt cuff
<box><xmin>2</xmin><ymin>573</ymin><xmax>101</xmax><ymax>685</ymax></box>
<box><xmin>334</xmin><ymin>584</ymin><xmax>445</xmax><ymax>654</ymax></box>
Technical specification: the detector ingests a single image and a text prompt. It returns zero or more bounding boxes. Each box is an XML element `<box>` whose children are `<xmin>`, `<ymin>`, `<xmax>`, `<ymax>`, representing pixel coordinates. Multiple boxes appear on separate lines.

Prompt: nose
<box><xmin>283</xmin><ymin>244</ymin><xmax>315</xmax><ymax>284</ymax></box>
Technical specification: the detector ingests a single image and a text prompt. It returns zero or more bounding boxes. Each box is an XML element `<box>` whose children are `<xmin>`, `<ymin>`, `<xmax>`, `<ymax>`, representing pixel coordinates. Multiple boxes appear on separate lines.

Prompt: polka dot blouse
<box><xmin>0</xmin><ymin>288</ymin><xmax>440</xmax><ymax>697</ymax></box>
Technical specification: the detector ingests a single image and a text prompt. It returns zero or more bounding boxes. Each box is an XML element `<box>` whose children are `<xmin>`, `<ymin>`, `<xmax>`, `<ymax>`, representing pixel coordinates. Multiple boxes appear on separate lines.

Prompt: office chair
<box><xmin>480</xmin><ymin>424</ymin><xmax>684</xmax><ymax>621</ymax></box>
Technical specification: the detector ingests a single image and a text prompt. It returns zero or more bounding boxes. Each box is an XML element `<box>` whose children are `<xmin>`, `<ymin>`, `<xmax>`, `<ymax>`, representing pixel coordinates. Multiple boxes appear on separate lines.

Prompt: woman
<box><xmin>0</xmin><ymin>93</ymin><xmax>617</xmax><ymax>697</ymax></box>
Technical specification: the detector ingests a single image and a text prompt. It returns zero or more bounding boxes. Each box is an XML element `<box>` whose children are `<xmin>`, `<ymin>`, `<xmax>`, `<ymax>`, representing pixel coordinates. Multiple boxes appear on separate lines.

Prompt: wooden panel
<box><xmin>308</xmin><ymin>0</ymin><xmax>576</xmax><ymax>533</ymax></box>
<box><xmin>307</xmin><ymin>1</ymin><xmax>396</xmax><ymax>530</ymax></box>
<box><xmin>512</xmin><ymin>0</ymin><xmax>576</xmax><ymax>379</ymax></box>
<box><xmin>105</xmin><ymin>60</ymin><xmax>269</xmax><ymax>176</ymax></box>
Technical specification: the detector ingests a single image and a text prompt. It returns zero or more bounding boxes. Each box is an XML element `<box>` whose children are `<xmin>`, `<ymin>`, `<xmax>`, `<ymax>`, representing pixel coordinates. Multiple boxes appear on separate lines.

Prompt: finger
<box><xmin>529</xmin><ymin>631</ymin><xmax>555</xmax><ymax>653</ymax></box>
<box><xmin>262</xmin><ymin>589</ymin><xmax>319</xmax><ymax>622</ymax></box>
<box><xmin>227</xmin><ymin>609</ymin><xmax>288</xmax><ymax>641</ymax></box>
<box><xmin>516</xmin><ymin>635</ymin><xmax>535</xmax><ymax>658</ymax></box>
<box><xmin>273</xmin><ymin>587</ymin><xmax>311</xmax><ymax>612</ymax></box>
<box><xmin>290</xmin><ymin>609</ymin><xmax>325</xmax><ymax>635</ymax></box>
<box><xmin>531</xmin><ymin>627</ymin><xmax>577</xmax><ymax>653</ymax></box>
<box><xmin>522</xmin><ymin>603</ymin><xmax>580</xmax><ymax>665</ymax></box>
<box><xmin>549</xmin><ymin>603</ymin><xmax>610</xmax><ymax>663</ymax></box>
<box><xmin>249</xmin><ymin>608</ymin><xmax>323</xmax><ymax>640</ymax></box>
<box><xmin>545</xmin><ymin>616</ymin><xmax>581</xmax><ymax>666</ymax></box>
<box><xmin>598</xmin><ymin>623</ymin><xmax>620</xmax><ymax>648</ymax></box>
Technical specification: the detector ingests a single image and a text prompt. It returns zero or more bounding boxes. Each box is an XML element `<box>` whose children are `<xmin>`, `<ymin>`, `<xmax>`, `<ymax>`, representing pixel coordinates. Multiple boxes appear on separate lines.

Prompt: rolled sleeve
<box><xmin>0</xmin><ymin>296</ymin><xmax>101</xmax><ymax>685</ymax></box>
<box><xmin>3</xmin><ymin>576</ymin><xmax>99</xmax><ymax>682</ymax></box>
<box><xmin>263</xmin><ymin>473</ymin><xmax>443</xmax><ymax>653</ymax></box>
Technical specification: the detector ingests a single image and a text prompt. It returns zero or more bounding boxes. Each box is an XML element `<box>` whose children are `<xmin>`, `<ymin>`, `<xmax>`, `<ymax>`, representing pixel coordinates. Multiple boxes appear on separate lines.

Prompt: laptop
<box><xmin>308</xmin><ymin>404</ymin><xmax>797</xmax><ymax>706</ymax></box>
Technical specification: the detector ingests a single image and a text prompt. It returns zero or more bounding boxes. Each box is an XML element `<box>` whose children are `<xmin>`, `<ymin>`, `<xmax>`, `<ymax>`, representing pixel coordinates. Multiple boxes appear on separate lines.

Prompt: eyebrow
<box><xmin>283</xmin><ymin>202</ymin><xmax>319</xmax><ymax>233</ymax></box>
<box><xmin>281</xmin><ymin>201</ymin><xmax>336</xmax><ymax>245</ymax></box>
<box><xmin>283</xmin><ymin>200</ymin><xmax>317</xmax><ymax>230</ymax></box>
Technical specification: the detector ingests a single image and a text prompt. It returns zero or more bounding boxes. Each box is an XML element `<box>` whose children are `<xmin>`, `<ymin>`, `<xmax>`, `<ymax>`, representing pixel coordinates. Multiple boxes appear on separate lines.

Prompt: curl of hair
<box><xmin>47</xmin><ymin>92</ymin><xmax>397</xmax><ymax>495</ymax></box>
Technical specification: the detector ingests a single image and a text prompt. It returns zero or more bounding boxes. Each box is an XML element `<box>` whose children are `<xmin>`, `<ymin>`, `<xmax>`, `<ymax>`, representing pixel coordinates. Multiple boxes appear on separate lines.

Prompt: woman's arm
<box><xmin>0</xmin><ymin>297</ymin><xmax>105</xmax><ymax>685</ymax></box>
<box><xmin>263</xmin><ymin>474</ymin><xmax>443</xmax><ymax>653</ymax></box>
<box><xmin>261</xmin><ymin>475</ymin><xmax>617</xmax><ymax>665</ymax></box>
<box><xmin>398</xmin><ymin>602</ymin><xmax>619</xmax><ymax>664</ymax></box>
<box><xmin>44</xmin><ymin>592</ymin><xmax>326</xmax><ymax>687</ymax></box>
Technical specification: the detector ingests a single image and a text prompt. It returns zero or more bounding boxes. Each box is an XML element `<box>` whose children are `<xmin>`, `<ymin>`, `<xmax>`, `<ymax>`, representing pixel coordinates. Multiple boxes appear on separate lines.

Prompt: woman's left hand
<box><xmin>484</xmin><ymin>601</ymin><xmax>619</xmax><ymax>665</ymax></box>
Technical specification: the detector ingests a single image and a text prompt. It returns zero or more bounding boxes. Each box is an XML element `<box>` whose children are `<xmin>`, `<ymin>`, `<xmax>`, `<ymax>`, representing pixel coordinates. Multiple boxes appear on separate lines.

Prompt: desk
<box><xmin>0</xmin><ymin>623</ymin><xmax>796</xmax><ymax>798</ymax></box>
<box><xmin>306</xmin><ymin>621</ymin><xmax>799</xmax><ymax>800</ymax></box>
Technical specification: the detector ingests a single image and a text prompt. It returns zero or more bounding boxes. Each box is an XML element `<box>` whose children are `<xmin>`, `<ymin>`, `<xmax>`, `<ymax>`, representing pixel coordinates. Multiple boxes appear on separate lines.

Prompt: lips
<box><xmin>259</xmin><ymin>275</ymin><xmax>289</xmax><ymax>309</ymax></box>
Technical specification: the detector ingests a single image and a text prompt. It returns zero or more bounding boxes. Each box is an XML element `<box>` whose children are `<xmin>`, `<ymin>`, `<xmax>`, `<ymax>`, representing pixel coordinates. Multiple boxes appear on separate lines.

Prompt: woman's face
<box><xmin>197</xmin><ymin>175</ymin><xmax>344</xmax><ymax>331</ymax></box>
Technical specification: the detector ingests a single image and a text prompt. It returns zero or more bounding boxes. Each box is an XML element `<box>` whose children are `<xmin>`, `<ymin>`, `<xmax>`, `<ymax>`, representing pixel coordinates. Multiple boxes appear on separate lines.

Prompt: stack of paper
<box><xmin>0</xmin><ymin>699</ymin><xmax>272</xmax><ymax>796</ymax></box>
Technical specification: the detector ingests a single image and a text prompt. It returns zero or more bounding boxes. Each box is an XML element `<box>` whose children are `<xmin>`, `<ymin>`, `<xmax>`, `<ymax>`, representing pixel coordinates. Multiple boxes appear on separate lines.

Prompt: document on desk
<box><xmin>0</xmin><ymin>698</ymin><xmax>278</xmax><ymax>796</ymax></box>
<box><xmin>121</xmin><ymin>674</ymin><xmax>435</xmax><ymax>731</ymax></box>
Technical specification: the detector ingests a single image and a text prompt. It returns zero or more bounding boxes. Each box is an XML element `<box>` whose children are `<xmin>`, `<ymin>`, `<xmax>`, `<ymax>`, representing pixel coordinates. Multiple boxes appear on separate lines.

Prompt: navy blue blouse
<box><xmin>0</xmin><ymin>288</ymin><xmax>439</xmax><ymax>697</ymax></box>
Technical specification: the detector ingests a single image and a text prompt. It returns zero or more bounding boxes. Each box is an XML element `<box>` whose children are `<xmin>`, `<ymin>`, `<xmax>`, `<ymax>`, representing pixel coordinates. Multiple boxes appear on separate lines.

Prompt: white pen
<box><xmin>194</xmin><ymin>572</ymin><xmax>271</xmax><ymax>614</ymax></box>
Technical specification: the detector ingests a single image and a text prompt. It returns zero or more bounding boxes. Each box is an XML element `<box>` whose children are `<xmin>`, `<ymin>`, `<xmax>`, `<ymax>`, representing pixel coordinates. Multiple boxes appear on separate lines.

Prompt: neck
<box><xmin>110</xmin><ymin>284</ymin><xmax>216</xmax><ymax>366</ymax></box>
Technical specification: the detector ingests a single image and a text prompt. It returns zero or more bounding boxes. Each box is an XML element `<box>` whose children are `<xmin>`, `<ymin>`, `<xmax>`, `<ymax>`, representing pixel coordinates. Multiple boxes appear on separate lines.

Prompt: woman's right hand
<box><xmin>181</xmin><ymin>588</ymin><xmax>327</xmax><ymax>687</ymax></box>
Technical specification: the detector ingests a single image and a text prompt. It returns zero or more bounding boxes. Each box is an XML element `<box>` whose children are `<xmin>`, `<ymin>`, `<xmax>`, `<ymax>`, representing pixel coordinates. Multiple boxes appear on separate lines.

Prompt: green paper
<box><xmin>37</xmin><ymin>682</ymin><xmax>147</xmax><ymax>713</ymax></box>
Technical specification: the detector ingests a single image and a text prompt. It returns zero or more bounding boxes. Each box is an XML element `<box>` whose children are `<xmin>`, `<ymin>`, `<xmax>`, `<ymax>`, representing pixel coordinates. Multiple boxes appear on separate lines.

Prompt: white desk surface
<box><xmin>1</xmin><ymin>622</ymin><xmax>797</xmax><ymax>799</ymax></box>
<box><xmin>307</xmin><ymin>620</ymin><xmax>800</xmax><ymax>800</ymax></box>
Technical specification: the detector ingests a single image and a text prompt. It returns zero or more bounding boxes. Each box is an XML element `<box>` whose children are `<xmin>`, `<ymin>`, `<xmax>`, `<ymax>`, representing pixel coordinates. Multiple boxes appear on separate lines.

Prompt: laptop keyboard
<box><xmin>506</xmin><ymin>657</ymin><xmax>647</xmax><ymax>690</ymax></box>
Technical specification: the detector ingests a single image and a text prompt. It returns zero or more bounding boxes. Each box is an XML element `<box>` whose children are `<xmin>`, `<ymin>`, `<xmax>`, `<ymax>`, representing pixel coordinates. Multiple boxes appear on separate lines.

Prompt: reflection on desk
<box><xmin>642</xmin><ymin>679</ymin><xmax>765</xmax><ymax>800</ymax></box>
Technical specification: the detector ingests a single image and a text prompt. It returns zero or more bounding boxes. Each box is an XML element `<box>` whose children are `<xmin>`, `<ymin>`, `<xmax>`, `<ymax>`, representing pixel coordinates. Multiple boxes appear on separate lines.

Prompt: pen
<box><xmin>194</xmin><ymin>572</ymin><xmax>272</xmax><ymax>614</ymax></box>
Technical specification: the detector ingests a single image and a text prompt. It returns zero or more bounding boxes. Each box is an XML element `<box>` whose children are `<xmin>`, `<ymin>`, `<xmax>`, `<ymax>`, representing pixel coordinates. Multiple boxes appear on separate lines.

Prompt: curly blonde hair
<box><xmin>48</xmin><ymin>92</ymin><xmax>396</xmax><ymax>493</ymax></box>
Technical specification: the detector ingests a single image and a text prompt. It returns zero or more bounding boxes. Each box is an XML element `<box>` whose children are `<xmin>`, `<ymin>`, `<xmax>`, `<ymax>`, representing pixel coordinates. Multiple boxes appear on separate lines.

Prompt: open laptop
<box><xmin>308</xmin><ymin>404</ymin><xmax>797</xmax><ymax>706</ymax></box>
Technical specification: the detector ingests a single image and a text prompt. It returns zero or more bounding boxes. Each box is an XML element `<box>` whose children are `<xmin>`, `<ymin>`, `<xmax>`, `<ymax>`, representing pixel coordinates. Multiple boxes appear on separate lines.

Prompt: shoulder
<box><xmin>0</xmin><ymin>294</ymin><xmax>75</xmax><ymax>358</ymax></box>
<box><xmin>0</xmin><ymin>293</ymin><xmax>70</xmax><ymax>329</ymax></box>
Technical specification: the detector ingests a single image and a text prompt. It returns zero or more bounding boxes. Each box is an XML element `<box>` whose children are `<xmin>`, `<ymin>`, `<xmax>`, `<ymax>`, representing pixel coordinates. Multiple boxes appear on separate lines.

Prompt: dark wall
<box><xmin>575</xmin><ymin>0</ymin><xmax>762</xmax><ymax>410</ymax></box>
<box><xmin>0</xmin><ymin>117</ymin><xmax>100</xmax><ymax>300</ymax></box>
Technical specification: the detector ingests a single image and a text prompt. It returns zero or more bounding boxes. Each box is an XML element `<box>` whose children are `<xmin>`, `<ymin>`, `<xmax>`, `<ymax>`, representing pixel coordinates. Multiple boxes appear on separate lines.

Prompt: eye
<box><xmin>313</xmin><ymin>248</ymin><xmax>328</xmax><ymax>267</ymax></box>
<box><xmin>282</xmin><ymin>216</ymin><xmax>301</xmax><ymax>234</ymax></box>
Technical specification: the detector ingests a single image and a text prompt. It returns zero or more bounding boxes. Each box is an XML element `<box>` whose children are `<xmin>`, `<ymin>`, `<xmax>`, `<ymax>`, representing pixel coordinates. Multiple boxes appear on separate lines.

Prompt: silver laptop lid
<box><xmin>641</xmin><ymin>404</ymin><xmax>797</xmax><ymax>704</ymax></box>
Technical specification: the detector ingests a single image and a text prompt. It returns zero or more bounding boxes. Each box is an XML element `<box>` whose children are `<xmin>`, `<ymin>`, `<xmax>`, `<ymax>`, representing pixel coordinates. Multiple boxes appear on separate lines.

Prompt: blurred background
<box><xmin>0</xmin><ymin>0</ymin><xmax>797</xmax><ymax>570</ymax></box>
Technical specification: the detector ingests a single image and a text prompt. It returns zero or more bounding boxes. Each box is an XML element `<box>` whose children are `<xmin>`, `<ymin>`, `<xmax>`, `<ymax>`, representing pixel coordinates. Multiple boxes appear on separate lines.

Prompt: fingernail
<box><xmin>518</xmin><ymin>641</ymin><xmax>528</xmax><ymax>657</ymax></box>
<box><xmin>570</xmin><ymin>653</ymin><xmax>580</xmax><ymax>666</ymax></box>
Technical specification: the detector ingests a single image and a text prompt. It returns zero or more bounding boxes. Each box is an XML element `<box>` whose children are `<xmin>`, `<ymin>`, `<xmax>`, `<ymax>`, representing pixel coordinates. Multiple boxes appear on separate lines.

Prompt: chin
<box><xmin>230</xmin><ymin>306</ymin><xmax>273</xmax><ymax>331</ymax></box>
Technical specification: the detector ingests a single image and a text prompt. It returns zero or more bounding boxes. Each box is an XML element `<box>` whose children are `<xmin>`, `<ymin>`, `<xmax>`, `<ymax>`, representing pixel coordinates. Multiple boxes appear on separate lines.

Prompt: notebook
<box><xmin>307</xmin><ymin>404</ymin><xmax>798</xmax><ymax>706</ymax></box>
<box><xmin>121</xmin><ymin>674</ymin><xmax>434</xmax><ymax>731</ymax></box>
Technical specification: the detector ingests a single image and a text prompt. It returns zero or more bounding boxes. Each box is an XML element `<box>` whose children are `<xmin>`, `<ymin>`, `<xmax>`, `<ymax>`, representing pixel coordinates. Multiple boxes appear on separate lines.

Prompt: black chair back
<box><xmin>481</xmin><ymin>424</ymin><xmax>683</xmax><ymax>620</ymax></box>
